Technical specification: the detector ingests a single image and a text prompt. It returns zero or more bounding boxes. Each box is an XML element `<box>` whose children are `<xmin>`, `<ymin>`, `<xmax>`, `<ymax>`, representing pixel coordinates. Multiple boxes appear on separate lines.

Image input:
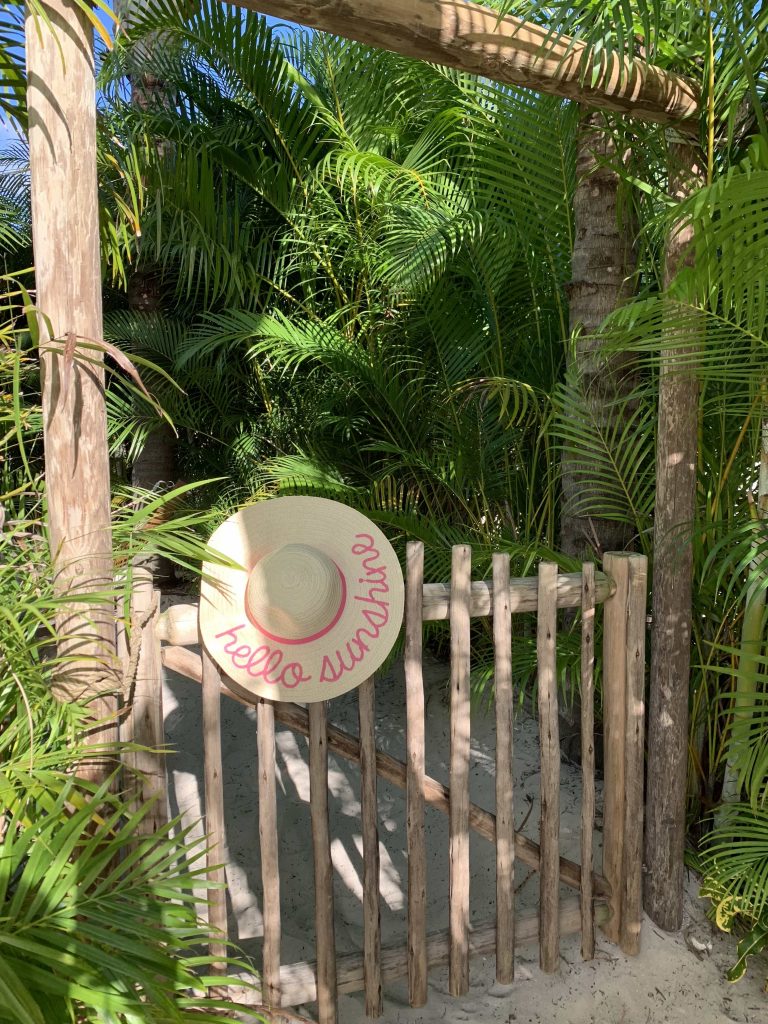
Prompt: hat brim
<box><xmin>199</xmin><ymin>497</ymin><xmax>405</xmax><ymax>703</ymax></box>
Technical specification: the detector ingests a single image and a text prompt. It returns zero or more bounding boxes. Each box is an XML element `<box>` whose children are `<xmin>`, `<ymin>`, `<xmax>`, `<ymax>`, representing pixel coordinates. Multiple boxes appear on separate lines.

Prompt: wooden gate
<box><xmin>151</xmin><ymin>546</ymin><xmax>647</xmax><ymax>1023</ymax></box>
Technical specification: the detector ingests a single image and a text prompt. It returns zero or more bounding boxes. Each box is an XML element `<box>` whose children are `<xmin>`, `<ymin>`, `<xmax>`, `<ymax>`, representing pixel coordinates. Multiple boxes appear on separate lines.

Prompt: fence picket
<box><xmin>257</xmin><ymin>698</ymin><xmax>281</xmax><ymax>1007</ymax></box>
<box><xmin>358</xmin><ymin>677</ymin><xmax>383</xmax><ymax>1017</ymax></box>
<box><xmin>202</xmin><ymin>647</ymin><xmax>228</xmax><ymax>971</ymax></box>
<box><xmin>449</xmin><ymin>545</ymin><xmax>472</xmax><ymax>997</ymax></box>
<box><xmin>537</xmin><ymin>561</ymin><xmax>560</xmax><ymax>974</ymax></box>
<box><xmin>309</xmin><ymin>701</ymin><xmax>338</xmax><ymax>1024</ymax></box>
<box><xmin>580</xmin><ymin>563</ymin><xmax>596</xmax><ymax>960</ymax></box>
<box><xmin>493</xmin><ymin>552</ymin><xmax>515</xmax><ymax>983</ymax></box>
<box><xmin>601</xmin><ymin>553</ymin><xmax>630</xmax><ymax>944</ymax></box>
<box><xmin>621</xmin><ymin>555</ymin><xmax>648</xmax><ymax>955</ymax></box>
<box><xmin>405</xmin><ymin>541</ymin><xmax>428</xmax><ymax>1007</ymax></box>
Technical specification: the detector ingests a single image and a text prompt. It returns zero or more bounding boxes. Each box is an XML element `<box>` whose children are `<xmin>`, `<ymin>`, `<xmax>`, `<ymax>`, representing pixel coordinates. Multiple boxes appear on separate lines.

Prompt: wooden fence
<box><xmin>131</xmin><ymin>546</ymin><xmax>647</xmax><ymax>1023</ymax></box>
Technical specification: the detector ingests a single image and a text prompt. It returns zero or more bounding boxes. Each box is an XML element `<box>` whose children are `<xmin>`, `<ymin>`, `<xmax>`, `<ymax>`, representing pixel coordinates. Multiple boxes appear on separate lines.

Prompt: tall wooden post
<box><xmin>26</xmin><ymin>2</ymin><xmax>117</xmax><ymax>748</ymax></box>
<box><xmin>644</xmin><ymin>143</ymin><xmax>703</xmax><ymax>931</ymax></box>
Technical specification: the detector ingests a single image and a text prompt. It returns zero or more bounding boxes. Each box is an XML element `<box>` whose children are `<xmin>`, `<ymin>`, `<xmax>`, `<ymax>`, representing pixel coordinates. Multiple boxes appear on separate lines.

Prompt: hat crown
<box><xmin>245</xmin><ymin>542</ymin><xmax>345</xmax><ymax>643</ymax></box>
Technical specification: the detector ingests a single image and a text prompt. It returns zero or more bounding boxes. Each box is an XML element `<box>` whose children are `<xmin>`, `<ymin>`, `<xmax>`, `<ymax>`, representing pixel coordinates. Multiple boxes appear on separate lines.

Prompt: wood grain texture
<box><xmin>622</xmin><ymin>555</ymin><xmax>648</xmax><ymax>955</ymax></box>
<box><xmin>601</xmin><ymin>553</ymin><xmax>630</xmax><ymax>944</ymax></box>
<box><xmin>308</xmin><ymin>702</ymin><xmax>337</xmax><ymax>1024</ymax></box>
<box><xmin>273</xmin><ymin>898</ymin><xmax>608</xmax><ymax>1007</ymax></box>
<box><xmin>127</xmin><ymin>577</ymin><xmax>167</xmax><ymax>835</ymax></box>
<box><xmin>449</xmin><ymin>545</ymin><xmax>472</xmax><ymax>996</ymax></box>
<box><xmin>404</xmin><ymin>541</ymin><xmax>427</xmax><ymax>1007</ymax></box>
<box><xmin>537</xmin><ymin>562</ymin><xmax>560</xmax><ymax>973</ymax></box>
<box><xmin>358</xmin><ymin>677</ymin><xmax>382</xmax><ymax>1017</ymax></box>
<box><xmin>155</xmin><ymin>572</ymin><xmax>616</xmax><ymax>644</ymax></box>
<box><xmin>26</xmin><ymin>0</ymin><xmax>117</xmax><ymax>752</ymax></box>
<box><xmin>162</xmin><ymin>645</ymin><xmax>611</xmax><ymax>898</ymax></box>
<box><xmin>645</xmin><ymin>146</ymin><xmax>704</xmax><ymax>932</ymax></box>
<box><xmin>580</xmin><ymin>563</ymin><xmax>596</xmax><ymax>961</ymax></box>
<box><xmin>234</xmin><ymin>0</ymin><xmax>699</xmax><ymax>124</ymax></box>
<box><xmin>492</xmin><ymin>552</ymin><xmax>514</xmax><ymax>983</ymax></box>
<box><xmin>257</xmin><ymin>698</ymin><xmax>282</xmax><ymax>1007</ymax></box>
<box><xmin>202</xmin><ymin>646</ymin><xmax>228</xmax><ymax>968</ymax></box>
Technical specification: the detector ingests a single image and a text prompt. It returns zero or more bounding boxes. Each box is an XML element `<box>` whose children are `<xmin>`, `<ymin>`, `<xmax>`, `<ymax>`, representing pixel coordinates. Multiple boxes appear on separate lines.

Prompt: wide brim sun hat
<box><xmin>199</xmin><ymin>496</ymin><xmax>405</xmax><ymax>704</ymax></box>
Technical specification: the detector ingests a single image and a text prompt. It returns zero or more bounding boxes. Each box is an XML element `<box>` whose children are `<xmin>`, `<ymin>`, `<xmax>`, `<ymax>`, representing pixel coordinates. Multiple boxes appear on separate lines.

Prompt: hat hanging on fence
<box><xmin>199</xmin><ymin>496</ymin><xmax>405</xmax><ymax>704</ymax></box>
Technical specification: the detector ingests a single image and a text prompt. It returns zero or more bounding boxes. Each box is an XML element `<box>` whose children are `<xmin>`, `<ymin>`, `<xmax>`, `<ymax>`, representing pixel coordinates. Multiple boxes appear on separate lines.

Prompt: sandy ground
<box><xmin>163</xmin><ymin>651</ymin><xmax>767</xmax><ymax>1023</ymax></box>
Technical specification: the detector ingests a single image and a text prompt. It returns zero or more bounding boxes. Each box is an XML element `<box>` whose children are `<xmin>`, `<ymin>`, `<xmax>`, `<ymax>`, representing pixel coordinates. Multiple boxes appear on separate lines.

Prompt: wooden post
<box><xmin>602</xmin><ymin>551</ymin><xmax>648</xmax><ymax>950</ymax></box>
<box><xmin>644</xmin><ymin>144</ymin><xmax>704</xmax><ymax>932</ymax></box>
<box><xmin>358</xmin><ymin>677</ymin><xmax>383</xmax><ymax>1018</ymax></box>
<box><xmin>492</xmin><ymin>552</ymin><xmax>515</xmax><ymax>983</ymax></box>
<box><xmin>257</xmin><ymin>698</ymin><xmax>281</xmax><ymax>1008</ymax></box>
<box><xmin>309</xmin><ymin>701</ymin><xmax>338</xmax><ymax>1024</ymax></box>
<box><xmin>579</xmin><ymin>563</ymin><xmax>596</xmax><ymax>960</ymax></box>
<box><xmin>537</xmin><ymin>562</ymin><xmax>560</xmax><ymax>973</ymax></box>
<box><xmin>449</xmin><ymin>545</ymin><xmax>471</xmax><ymax>997</ymax></box>
<box><xmin>405</xmin><ymin>541</ymin><xmax>427</xmax><ymax>1007</ymax></box>
<box><xmin>26</xmin><ymin>0</ymin><xmax>117</xmax><ymax>759</ymax></box>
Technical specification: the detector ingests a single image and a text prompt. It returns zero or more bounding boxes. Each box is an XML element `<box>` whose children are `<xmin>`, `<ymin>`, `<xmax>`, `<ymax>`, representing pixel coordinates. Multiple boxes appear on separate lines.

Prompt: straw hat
<box><xmin>199</xmin><ymin>497</ymin><xmax>405</xmax><ymax>703</ymax></box>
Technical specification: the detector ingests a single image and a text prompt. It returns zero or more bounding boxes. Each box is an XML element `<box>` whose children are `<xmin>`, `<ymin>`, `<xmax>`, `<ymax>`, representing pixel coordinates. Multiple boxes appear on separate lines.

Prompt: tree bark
<box><xmin>644</xmin><ymin>142</ymin><xmax>703</xmax><ymax>931</ymax></box>
<box><xmin>235</xmin><ymin>0</ymin><xmax>699</xmax><ymax>126</ymax></box>
<box><xmin>561</xmin><ymin>109</ymin><xmax>639</xmax><ymax>562</ymax></box>
<box><xmin>26</xmin><ymin>2</ymin><xmax>118</xmax><ymax>755</ymax></box>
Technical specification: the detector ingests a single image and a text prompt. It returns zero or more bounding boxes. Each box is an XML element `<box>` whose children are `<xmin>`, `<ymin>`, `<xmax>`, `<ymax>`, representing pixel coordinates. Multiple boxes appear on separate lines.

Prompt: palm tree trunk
<box><xmin>26</xmin><ymin>1</ymin><xmax>118</xmax><ymax>772</ymax></box>
<box><xmin>561</xmin><ymin>110</ymin><xmax>638</xmax><ymax>561</ymax></box>
<box><xmin>644</xmin><ymin>142</ymin><xmax>703</xmax><ymax>932</ymax></box>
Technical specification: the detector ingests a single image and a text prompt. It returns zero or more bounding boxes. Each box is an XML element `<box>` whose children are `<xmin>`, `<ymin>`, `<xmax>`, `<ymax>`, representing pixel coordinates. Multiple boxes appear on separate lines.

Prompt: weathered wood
<box><xmin>580</xmin><ymin>563</ymin><xmax>596</xmax><ymax>961</ymax></box>
<box><xmin>257</xmin><ymin>698</ymin><xmax>281</xmax><ymax>1007</ymax></box>
<box><xmin>155</xmin><ymin>572</ymin><xmax>616</xmax><ymax>645</ymax></box>
<box><xmin>645</xmin><ymin>146</ymin><xmax>704</xmax><ymax>932</ymax></box>
<box><xmin>560</xmin><ymin>112</ymin><xmax>639</xmax><ymax>560</ymax></box>
<box><xmin>125</xmin><ymin>575</ymin><xmax>167</xmax><ymax>835</ymax></box>
<box><xmin>622</xmin><ymin>555</ymin><xmax>648</xmax><ymax>955</ymax></box>
<box><xmin>404</xmin><ymin>541</ymin><xmax>427</xmax><ymax>1007</ymax></box>
<box><xmin>161</xmin><ymin>645</ymin><xmax>611</xmax><ymax>897</ymax></box>
<box><xmin>308</xmin><ymin>702</ymin><xmax>337</xmax><ymax>1024</ymax></box>
<box><xmin>449</xmin><ymin>545</ymin><xmax>471</xmax><ymax>996</ymax></box>
<box><xmin>202</xmin><ymin>647</ymin><xmax>228</xmax><ymax>967</ymax></box>
<box><xmin>26</xmin><ymin>0</ymin><xmax>117</xmax><ymax>759</ymax></box>
<box><xmin>601</xmin><ymin>553</ymin><xmax>631</xmax><ymax>943</ymax></box>
<box><xmin>275</xmin><ymin>898</ymin><xmax>608</xmax><ymax>1007</ymax></box>
<box><xmin>492</xmin><ymin>552</ymin><xmax>514</xmax><ymax>983</ymax></box>
<box><xmin>358</xmin><ymin>677</ymin><xmax>382</xmax><ymax>1018</ymax></box>
<box><xmin>235</xmin><ymin>0</ymin><xmax>699</xmax><ymax>125</ymax></box>
<box><xmin>537</xmin><ymin>562</ymin><xmax>560</xmax><ymax>974</ymax></box>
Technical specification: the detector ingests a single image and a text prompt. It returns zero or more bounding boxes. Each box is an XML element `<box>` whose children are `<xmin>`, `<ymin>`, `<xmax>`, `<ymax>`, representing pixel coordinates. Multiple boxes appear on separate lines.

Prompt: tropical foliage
<box><xmin>2</xmin><ymin>0</ymin><xmax>768</xmax><ymax>996</ymax></box>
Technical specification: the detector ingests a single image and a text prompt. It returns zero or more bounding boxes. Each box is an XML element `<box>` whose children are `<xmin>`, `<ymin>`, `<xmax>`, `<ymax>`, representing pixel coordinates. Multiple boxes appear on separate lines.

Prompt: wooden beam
<box><xmin>26</xmin><ymin>1</ymin><xmax>117</xmax><ymax>759</ymax></box>
<box><xmin>234</xmin><ymin>0</ymin><xmax>699</xmax><ymax>126</ymax></box>
<box><xmin>156</xmin><ymin>572</ymin><xmax>616</xmax><ymax>644</ymax></box>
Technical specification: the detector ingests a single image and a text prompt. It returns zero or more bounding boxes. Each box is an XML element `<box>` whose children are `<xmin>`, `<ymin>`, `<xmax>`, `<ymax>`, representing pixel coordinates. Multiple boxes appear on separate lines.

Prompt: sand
<box><xmin>163</xmin><ymin>650</ymin><xmax>767</xmax><ymax>1023</ymax></box>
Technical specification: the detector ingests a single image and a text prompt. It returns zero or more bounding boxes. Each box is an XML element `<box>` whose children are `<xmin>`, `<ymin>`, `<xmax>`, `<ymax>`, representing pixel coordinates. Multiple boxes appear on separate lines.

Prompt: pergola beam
<box><xmin>234</xmin><ymin>0</ymin><xmax>699</xmax><ymax>126</ymax></box>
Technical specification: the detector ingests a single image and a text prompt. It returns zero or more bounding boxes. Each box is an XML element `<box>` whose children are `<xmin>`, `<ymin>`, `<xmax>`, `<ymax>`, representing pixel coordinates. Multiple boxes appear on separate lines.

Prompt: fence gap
<box><xmin>358</xmin><ymin>676</ymin><xmax>383</xmax><ymax>1017</ymax></box>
